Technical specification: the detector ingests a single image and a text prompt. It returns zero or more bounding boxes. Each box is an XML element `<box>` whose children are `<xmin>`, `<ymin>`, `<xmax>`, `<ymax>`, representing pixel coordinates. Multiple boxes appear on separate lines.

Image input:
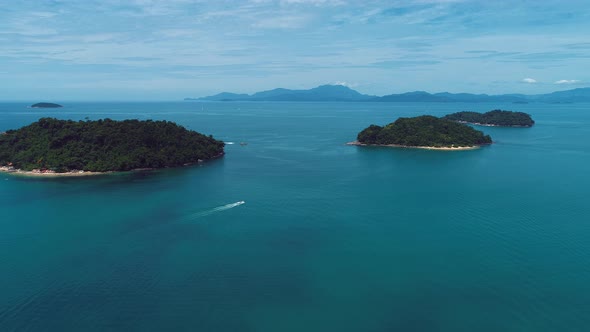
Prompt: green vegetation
<box><xmin>0</xmin><ymin>118</ymin><xmax>224</xmax><ymax>172</ymax></box>
<box><xmin>443</xmin><ymin>110</ymin><xmax>534</xmax><ymax>127</ymax></box>
<box><xmin>357</xmin><ymin>115</ymin><xmax>492</xmax><ymax>147</ymax></box>
<box><xmin>31</xmin><ymin>102</ymin><xmax>63</xmax><ymax>108</ymax></box>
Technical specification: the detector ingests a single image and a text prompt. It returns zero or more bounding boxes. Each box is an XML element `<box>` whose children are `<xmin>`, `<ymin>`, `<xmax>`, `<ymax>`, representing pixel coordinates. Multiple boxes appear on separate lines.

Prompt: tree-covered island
<box><xmin>443</xmin><ymin>110</ymin><xmax>534</xmax><ymax>127</ymax></box>
<box><xmin>0</xmin><ymin>118</ymin><xmax>224</xmax><ymax>175</ymax></box>
<box><xmin>31</xmin><ymin>102</ymin><xmax>63</xmax><ymax>108</ymax></box>
<box><xmin>350</xmin><ymin>115</ymin><xmax>492</xmax><ymax>150</ymax></box>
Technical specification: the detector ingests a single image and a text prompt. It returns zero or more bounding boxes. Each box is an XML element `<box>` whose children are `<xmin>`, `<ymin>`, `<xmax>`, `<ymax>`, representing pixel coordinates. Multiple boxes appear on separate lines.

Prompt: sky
<box><xmin>1</xmin><ymin>0</ymin><xmax>589</xmax><ymax>101</ymax></box>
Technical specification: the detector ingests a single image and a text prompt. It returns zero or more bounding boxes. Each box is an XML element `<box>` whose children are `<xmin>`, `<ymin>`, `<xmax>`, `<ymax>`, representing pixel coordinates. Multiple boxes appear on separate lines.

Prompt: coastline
<box><xmin>346</xmin><ymin>141</ymin><xmax>480</xmax><ymax>151</ymax></box>
<box><xmin>1</xmin><ymin>167</ymin><xmax>106</xmax><ymax>177</ymax></box>
<box><xmin>454</xmin><ymin>121</ymin><xmax>532</xmax><ymax>128</ymax></box>
<box><xmin>0</xmin><ymin>152</ymin><xmax>225</xmax><ymax>178</ymax></box>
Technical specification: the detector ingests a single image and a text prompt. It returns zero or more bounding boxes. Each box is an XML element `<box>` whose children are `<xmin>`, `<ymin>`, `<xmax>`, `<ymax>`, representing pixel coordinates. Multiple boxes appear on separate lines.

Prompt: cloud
<box><xmin>252</xmin><ymin>15</ymin><xmax>310</xmax><ymax>29</ymax></box>
<box><xmin>562</xmin><ymin>42</ymin><xmax>590</xmax><ymax>50</ymax></box>
<box><xmin>333</xmin><ymin>81</ymin><xmax>358</xmax><ymax>87</ymax></box>
<box><xmin>554</xmin><ymin>79</ymin><xmax>580</xmax><ymax>84</ymax></box>
<box><xmin>1</xmin><ymin>0</ymin><xmax>590</xmax><ymax>100</ymax></box>
<box><xmin>29</xmin><ymin>11</ymin><xmax>58</xmax><ymax>18</ymax></box>
<box><xmin>371</xmin><ymin>60</ymin><xmax>440</xmax><ymax>68</ymax></box>
<box><xmin>280</xmin><ymin>0</ymin><xmax>345</xmax><ymax>5</ymax></box>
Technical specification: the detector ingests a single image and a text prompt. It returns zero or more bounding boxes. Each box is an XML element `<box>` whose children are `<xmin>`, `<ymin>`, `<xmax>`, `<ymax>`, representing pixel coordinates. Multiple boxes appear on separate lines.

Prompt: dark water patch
<box><xmin>0</xmin><ymin>256</ymin><xmax>162</xmax><ymax>331</ymax></box>
<box><xmin>117</xmin><ymin>203</ymin><xmax>183</xmax><ymax>235</ymax></box>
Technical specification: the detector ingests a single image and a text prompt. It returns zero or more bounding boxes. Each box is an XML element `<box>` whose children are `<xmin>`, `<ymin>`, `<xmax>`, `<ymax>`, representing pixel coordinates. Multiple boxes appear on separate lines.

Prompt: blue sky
<box><xmin>1</xmin><ymin>0</ymin><xmax>589</xmax><ymax>100</ymax></box>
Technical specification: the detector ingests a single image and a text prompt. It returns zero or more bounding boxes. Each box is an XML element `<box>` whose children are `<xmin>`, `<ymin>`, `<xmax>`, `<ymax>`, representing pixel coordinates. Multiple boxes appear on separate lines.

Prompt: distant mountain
<box><xmin>187</xmin><ymin>85</ymin><xmax>374</xmax><ymax>102</ymax></box>
<box><xmin>433</xmin><ymin>93</ymin><xmax>529</xmax><ymax>103</ymax></box>
<box><xmin>378</xmin><ymin>91</ymin><xmax>451</xmax><ymax>102</ymax></box>
<box><xmin>376</xmin><ymin>91</ymin><xmax>529</xmax><ymax>103</ymax></box>
<box><xmin>188</xmin><ymin>92</ymin><xmax>250</xmax><ymax>101</ymax></box>
<box><xmin>187</xmin><ymin>85</ymin><xmax>590</xmax><ymax>103</ymax></box>
<box><xmin>253</xmin><ymin>85</ymin><xmax>373</xmax><ymax>101</ymax></box>
<box><xmin>529</xmin><ymin>88</ymin><xmax>590</xmax><ymax>103</ymax></box>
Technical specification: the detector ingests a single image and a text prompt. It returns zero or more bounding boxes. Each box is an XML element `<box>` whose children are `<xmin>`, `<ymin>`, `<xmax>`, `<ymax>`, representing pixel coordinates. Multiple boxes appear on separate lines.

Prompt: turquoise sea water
<box><xmin>1</xmin><ymin>101</ymin><xmax>589</xmax><ymax>331</ymax></box>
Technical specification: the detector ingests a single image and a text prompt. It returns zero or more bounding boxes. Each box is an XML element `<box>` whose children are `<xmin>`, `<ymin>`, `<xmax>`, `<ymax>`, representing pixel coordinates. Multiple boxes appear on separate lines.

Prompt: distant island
<box><xmin>349</xmin><ymin>115</ymin><xmax>492</xmax><ymax>150</ymax></box>
<box><xmin>187</xmin><ymin>85</ymin><xmax>590</xmax><ymax>103</ymax></box>
<box><xmin>188</xmin><ymin>85</ymin><xmax>374</xmax><ymax>102</ymax></box>
<box><xmin>443</xmin><ymin>110</ymin><xmax>534</xmax><ymax>127</ymax></box>
<box><xmin>31</xmin><ymin>102</ymin><xmax>63</xmax><ymax>108</ymax></box>
<box><xmin>0</xmin><ymin>118</ymin><xmax>224</xmax><ymax>176</ymax></box>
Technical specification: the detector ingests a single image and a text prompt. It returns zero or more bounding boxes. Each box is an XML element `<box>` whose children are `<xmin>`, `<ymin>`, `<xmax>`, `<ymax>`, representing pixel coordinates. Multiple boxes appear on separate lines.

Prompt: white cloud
<box><xmin>554</xmin><ymin>79</ymin><xmax>580</xmax><ymax>84</ymax></box>
<box><xmin>29</xmin><ymin>11</ymin><xmax>58</xmax><ymax>18</ymax></box>
<box><xmin>333</xmin><ymin>81</ymin><xmax>358</xmax><ymax>87</ymax></box>
<box><xmin>5</xmin><ymin>16</ymin><xmax>58</xmax><ymax>36</ymax></box>
<box><xmin>280</xmin><ymin>0</ymin><xmax>345</xmax><ymax>5</ymax></box>
<box><xmin>522</xmin><ymin>78</ymin><xmax>537</xmax><ymax>83</ymax></box>
<box><xmin>252</xmin><ymin>15</ymin><xmax>310</xmax><ymax>29</ymax></box>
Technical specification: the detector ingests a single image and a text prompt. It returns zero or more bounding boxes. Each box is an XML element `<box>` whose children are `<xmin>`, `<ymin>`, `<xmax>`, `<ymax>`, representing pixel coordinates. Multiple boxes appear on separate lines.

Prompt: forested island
<box><xmin>0</xmin><ymin>118</ymin><xmax>224</xmax><ymax>175</ymax></box>
<box><xmin>350</xmin><ymin>115</ymin><xmax>492</xmax><ymax>150</ymax></box>
<box><xmin>443</xmin><ymin>110</ymin><xmax>534</xmax><ymax>127</ymax></box>
<box><xmin>31</xmin><ymin>102</ymin><xmax>63</xmax><ymax>108</ymax></box>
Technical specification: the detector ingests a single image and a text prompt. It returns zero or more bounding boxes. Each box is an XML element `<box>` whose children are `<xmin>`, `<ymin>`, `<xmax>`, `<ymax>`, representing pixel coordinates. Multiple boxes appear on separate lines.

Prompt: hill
<box><xmin>377</xmin><ymin>91</ymin><xmax>451</xmax><ymax>102</ymax></box>
<box><xmin>189</xmin><ymin>86</ymin><xmax>590</xmax><ymax>103</ymax></box>
<box><xmin>374</xmin><ymin>92</ymin><xmax>529</xmax><ymax>103</ymax></box>
<box><xmin>530</xmin><ymin>87</ymin><xmax>590</xmax><ymax>103</ymax></box>
<box><xmin>443</xmin><ymin>110</ymin><xmax>534</xmax><ymax>127</ymax></box>
<box><xmin>353</xmin><ymin>115</ymin><xmax>492</xmax><ymax>149</ymax></box>
<box><xmin>0</xmin><ymin>118</ymin><xmax>224</xmax><ymax>173</ymax></box>
<box><xmin>188</xmin><ymin>92</ymin><xmax>250</xmax><ymax>101</ymax></box>
<box><xmin>188</xmin><ymin>85</ymin><xmax>374</xmax><ymax>101</ymax></box>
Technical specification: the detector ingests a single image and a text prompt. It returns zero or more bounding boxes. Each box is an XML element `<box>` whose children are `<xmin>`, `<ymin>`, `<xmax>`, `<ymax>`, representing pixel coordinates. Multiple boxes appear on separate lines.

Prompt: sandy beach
<box><xmin>0</xmin><ymin>152</ymin><xmax>226</xmax><ymax>177</ymax></box>
<box><xmin>346</xmin><ymin>141</ymin><xmax>480</xmax><ymax>151</ymax></box>
<box><xmin>1</xmin><ymin>167</ymin><xmax>106</xmax><ymax>177</ymax></box>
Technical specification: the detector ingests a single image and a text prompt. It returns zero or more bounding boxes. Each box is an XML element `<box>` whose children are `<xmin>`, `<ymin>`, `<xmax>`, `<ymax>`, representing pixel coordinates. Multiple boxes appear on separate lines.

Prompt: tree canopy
<box><xmin>0</xmin><ymin>118</ymin><xmax>224</xmax><ymax>172</ymax></box>
<box><xmin>31</xmin><ymin>102</ymin><xmax>62</xmax><ymax>108</ymax></box>
<box><xmin>357</xmin><ymin>115</ymin><xmax>492</xmax><ymax>147</ymax></box>
<box><xmin>443</xmin><ymin>110</ymin><xmax>534</xmax><ymax>127</ymax></box>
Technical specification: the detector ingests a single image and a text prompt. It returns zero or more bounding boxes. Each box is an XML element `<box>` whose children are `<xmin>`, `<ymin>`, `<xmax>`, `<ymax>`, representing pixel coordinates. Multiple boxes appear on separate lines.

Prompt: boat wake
<box><xmin>183</xmin><ymin>201</ymin><xmax>245</xmax><ymax>220</ymax></box>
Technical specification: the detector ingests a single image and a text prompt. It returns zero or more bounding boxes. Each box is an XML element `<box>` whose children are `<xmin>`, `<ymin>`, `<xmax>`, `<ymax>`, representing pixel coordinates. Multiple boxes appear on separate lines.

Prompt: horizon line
<box><xmin>1</xmin><ymin>85</ymin><xmax>588</xmax><ymax>103</ymax></box>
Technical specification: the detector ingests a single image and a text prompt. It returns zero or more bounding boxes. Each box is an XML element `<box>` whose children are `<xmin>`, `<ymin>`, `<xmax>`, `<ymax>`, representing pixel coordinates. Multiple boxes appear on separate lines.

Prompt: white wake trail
<box><xmin>183</xmin><ymin>201</ymin><xmax>245</xmax><ymax>220</ymax></box>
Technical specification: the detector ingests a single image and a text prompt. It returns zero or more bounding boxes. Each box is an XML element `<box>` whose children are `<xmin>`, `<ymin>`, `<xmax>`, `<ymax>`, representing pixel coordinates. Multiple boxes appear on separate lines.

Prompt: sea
<box><xmin>0</xmin><ymin>101</ymin><xmax>589</xmax><ymax>331</ymax></box>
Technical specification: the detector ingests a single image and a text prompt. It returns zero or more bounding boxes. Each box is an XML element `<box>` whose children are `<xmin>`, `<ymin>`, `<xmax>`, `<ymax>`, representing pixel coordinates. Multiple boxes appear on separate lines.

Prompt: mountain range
<box><xmin>186</xmin><ymin>85</ymin><xmax>590</xmax><ymax>103</ymax></box>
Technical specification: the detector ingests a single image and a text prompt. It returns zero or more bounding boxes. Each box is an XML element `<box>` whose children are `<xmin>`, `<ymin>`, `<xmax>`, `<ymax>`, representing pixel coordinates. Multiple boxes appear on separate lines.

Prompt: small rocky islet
<box><xmin>31</xmin><ymin>102</ymin><xmax>63</xmax><ymax>108</ymax></box>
